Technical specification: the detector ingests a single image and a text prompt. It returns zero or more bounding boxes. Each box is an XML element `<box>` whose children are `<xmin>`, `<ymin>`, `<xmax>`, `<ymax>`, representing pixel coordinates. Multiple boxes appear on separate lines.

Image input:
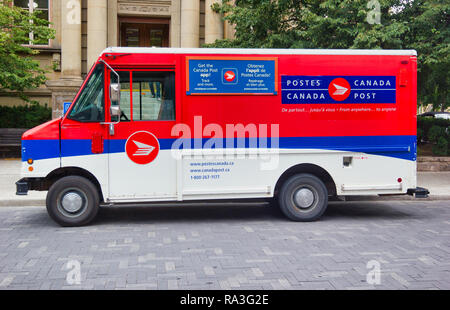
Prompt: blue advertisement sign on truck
<box><xmin>187</xmin><ymin>57</ymin><xmax>278</xmax><ymax>95</ymax></box>
<box><xmin>282</xmin><ymin>75</ymin><xmax>397</xmax><ymax>104</ymax></box>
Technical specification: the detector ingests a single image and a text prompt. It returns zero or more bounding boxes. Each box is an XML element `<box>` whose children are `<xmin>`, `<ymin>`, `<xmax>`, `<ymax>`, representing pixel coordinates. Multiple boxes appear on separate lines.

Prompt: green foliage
<box><xmin>207</xmin><ymin>0</ymin><xmax>449</xmax><ymax>111</ymax></box>
<box><xmin>0</xmin><ymin>1</ymin><xmax>55</xmax><ymax>103</ymax></box>
<box><xmin>0</xmin><ymin>104</ymin><xmax>51</xmax><ymax>128</ymax></box>
<box><xmin>417</xmin><ymin>127</ymin><xmax>424</xmax><ymax>143</ymax></box>
<box><xmin>404</xmin><ymin>0</ymin><xmax>449</xmax><ymax>112</ymax></box>
<box><xmin>418</xmin><ymin>116</ymin><xmax>450</xmax><ymax>138</ymax></box>
<box><xmin>428</xmin><ymin>125</ymin><xmax>445</xmax><ymax>143</ymax></box>
<box><xmin>433</xmin><ymin>136</ymin><xmax>448</xmax><ymax>156</ymax></box>
<box><xmin>417</xmin><ymin>116</ymin><xmax>450</xmax><ymax>156</ymax></box>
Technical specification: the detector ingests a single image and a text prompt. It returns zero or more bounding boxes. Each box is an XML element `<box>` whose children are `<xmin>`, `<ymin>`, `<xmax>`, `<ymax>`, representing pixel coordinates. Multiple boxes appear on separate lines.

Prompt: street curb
<box><xmin>0</xmin><ymin>200</ymin><xmax>45</xmax><ymax>207</ymax></box>
<box><xmin>344</xmin><ymin>195</ymin><xmax>450</xmax><ymax>202</ymax></box>
<box><xmin>1</xmin><ymin>195</ymin><xmax>449</xmax><ymax>207</ymax></box>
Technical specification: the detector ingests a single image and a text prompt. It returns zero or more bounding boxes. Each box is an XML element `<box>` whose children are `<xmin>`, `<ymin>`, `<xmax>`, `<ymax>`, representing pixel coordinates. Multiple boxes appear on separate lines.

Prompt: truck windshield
<box><xmin>68</xmin><ymin>64</ymin><xmax>104</xmax><ymax>122</ymax></box>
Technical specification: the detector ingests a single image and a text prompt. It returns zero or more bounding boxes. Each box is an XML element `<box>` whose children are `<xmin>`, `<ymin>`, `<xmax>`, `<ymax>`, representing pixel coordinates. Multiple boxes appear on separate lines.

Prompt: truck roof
<box><xmin>102</xmin><ymin>47</ymin><xmax>417</xmax><ymax>57</ymax></box>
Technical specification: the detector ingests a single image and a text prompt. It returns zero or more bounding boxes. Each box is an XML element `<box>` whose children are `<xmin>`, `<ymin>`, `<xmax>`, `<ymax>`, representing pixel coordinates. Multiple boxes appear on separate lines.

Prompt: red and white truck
<box><xmin>16</xmin><ymin>48</ymin><xmax>428</xmax><ymax>226</ymax></box>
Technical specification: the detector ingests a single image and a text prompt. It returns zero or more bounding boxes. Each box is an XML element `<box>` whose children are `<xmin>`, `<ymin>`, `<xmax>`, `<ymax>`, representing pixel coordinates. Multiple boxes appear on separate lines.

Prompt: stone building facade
<box><xmin>0</xmin><ymin>0</ymin><xmax>234</xmax><ymax>118</ymax></box>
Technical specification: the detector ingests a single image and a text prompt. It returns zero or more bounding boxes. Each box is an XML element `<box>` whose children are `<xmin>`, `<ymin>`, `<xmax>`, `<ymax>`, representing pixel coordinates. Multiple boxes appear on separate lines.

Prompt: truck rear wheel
<box><xmin>278</xmin><ymin>174</ymin><xmax>328</xmax><ymax>221</ymax></box>
<box><xmin>46</xmin><ymin>176</ymin><xmax>100</xmax><ymax>227</ymax></box>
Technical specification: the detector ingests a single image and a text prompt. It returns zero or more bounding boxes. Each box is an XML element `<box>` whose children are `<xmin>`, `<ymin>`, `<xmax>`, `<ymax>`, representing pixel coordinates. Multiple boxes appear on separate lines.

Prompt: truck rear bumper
<box><xmin>407</xmin><ymin>187</ymin><xmax>430</xmax><ymax>198</ymax></box>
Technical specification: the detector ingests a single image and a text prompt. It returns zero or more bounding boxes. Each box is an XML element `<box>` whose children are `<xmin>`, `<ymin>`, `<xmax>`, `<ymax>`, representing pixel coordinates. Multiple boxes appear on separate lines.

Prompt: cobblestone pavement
<box><xmin>0</xmin><ymin>200</ymin><xmax>449</xmax><ymax>290</ymax></box>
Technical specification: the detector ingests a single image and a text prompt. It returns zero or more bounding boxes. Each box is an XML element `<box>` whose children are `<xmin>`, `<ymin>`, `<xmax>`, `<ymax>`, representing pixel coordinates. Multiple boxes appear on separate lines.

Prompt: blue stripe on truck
<box><xmin>22</xmin><ymin>135</ymin><xmax>417</xmax><ymax>162</ymax></box>
<box><xmin>21</xmin><ymin>139</ymin><xmax>60</xmax><ymax>162</ymax></box>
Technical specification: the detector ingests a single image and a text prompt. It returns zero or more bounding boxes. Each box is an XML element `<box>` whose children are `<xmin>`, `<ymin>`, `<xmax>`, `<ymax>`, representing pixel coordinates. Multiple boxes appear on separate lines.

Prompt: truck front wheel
<box><xmin>46</xmin><ymin>176</ymin><xmax>100</xmax><ymax>227</ymax></box>
<box><xmin>278</xmin><ymin>174</ymin><xmax>328</xmax><ymax>221</ymax></box>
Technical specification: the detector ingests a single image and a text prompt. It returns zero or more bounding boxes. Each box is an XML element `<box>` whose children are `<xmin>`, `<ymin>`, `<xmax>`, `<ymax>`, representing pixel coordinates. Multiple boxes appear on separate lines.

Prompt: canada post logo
<box><xmin>125</xmin><ymin>131</ymin><xmax>160</xmax><ymax>165</ymax></box>
<box><xmin>222</xmin><ymin>68</ymin><xmax>238</xmax><ymax>84</ymax></box>
<box><xmin>282</xmin><ymin>76</ymin><xmax>396</xmax><ymax>104</ymax></box>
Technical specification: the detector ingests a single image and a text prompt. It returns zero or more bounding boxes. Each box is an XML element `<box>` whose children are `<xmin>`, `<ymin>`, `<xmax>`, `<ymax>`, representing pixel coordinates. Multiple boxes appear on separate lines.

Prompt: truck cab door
<box><xmin>60</xmin><ymin>63</ymin><xmax>109</xmax><ymax>195</ymax></box>
<box><xmin>106</xmin><ymin>68</ymin><xmax>177</xmax><ymax>202</ymax></box>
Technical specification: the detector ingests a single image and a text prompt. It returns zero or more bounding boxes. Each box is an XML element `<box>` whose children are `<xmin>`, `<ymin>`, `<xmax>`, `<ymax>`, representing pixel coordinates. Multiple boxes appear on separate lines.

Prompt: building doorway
<box><xmin>119</xmin><ymin>17</ymin><xmax>170</xmax><ymax>47</ymax></box>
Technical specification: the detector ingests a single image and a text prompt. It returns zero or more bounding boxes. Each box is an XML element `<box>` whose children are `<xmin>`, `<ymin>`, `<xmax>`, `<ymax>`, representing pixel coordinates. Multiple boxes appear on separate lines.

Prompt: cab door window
<box><xmin>131</xmin><ymin>71</ymin><xmax>175</xmax><ymax>121</ymax></box>
<box><xmin>110</xmin><ymin>71</ymin><xmax>132</xmax><ymax>122</ymax></box>
<box><xmin>68</xmin><ymin>64</ymin><xmax>105</xmax><ymax>122</ymax></box>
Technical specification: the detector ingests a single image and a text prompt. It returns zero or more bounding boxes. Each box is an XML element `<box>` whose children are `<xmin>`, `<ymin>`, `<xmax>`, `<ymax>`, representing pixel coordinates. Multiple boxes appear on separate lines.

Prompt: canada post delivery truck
<box><xmin>16</xmin><ymin>48</ymin><xmax>429</xmax><ymax>226</ymax></box>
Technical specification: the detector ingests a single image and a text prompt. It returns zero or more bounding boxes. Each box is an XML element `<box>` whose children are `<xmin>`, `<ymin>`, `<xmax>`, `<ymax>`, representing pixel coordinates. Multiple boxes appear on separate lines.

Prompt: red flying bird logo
<box><xmin>328</xmin><ymin>78</ymin><xmax>351</xmax><ymax>101</ymax></box>
<box><xmin>125</xmin><ymin>131</ymin><xmax>160</xmax><ymax>165</ymax></box>
<box><xmin>224</xmin><ymin>70</ymin><xmax>236</xmax><ymax>82</ymax></box>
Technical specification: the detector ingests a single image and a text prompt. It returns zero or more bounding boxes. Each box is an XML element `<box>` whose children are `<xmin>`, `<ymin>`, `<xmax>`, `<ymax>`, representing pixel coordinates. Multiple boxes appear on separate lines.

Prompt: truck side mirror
<box><xmin>110</xmin><ymin>83</ymin><xmax>121</xmax><ymax>103</ymax></box>
<box><xmin>109</xmin><ymin>106</ymin><xmax>121</xmax><ymax>136</ymax></box>
<box><xmin>110</xmin><ymin>105</ymin><xmax>121</xmax><ymax>118</ymax></box>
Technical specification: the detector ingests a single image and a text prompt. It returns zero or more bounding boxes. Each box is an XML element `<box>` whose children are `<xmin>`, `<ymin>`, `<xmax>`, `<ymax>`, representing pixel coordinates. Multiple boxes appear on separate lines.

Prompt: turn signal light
<box><xmin>27</xmin><ymin>158</ymin><xmax>33</xmax><ymax>165</ymax></box>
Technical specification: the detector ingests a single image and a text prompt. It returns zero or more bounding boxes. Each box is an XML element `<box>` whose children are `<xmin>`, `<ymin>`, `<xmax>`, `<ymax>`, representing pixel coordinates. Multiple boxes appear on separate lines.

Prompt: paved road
<box><xmin>0</xmin><ymin>201</ymin><xmax>449</xmax><ymax>290</ymax></box>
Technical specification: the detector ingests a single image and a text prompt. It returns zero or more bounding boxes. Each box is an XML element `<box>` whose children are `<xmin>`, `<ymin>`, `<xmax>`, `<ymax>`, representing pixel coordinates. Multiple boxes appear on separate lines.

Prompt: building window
<box><xmin>14</xmin><ymin>0</ymin><xmax>50</xmax><ymax>46</ymax></box>
<box><xmin>119</xmin><ymin>18</ymin><xmax>170</xmax><ymax>47</ymax></box>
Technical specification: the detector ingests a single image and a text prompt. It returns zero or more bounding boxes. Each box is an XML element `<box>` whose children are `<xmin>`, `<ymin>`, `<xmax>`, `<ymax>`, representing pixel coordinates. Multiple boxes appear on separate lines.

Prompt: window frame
<box><xmin>14</xmin><ymin>0</ymin><xmax>51</xmax><ymax>47</ymax></box>
<box><xmin>110</xmin><ymin>69</ymin><xmax>132</xmax><ymax>122</ymax></box>
<box><xmin>67</xmin><ymin>63</ymin><xmax>106</xmax><ymax>123</ymax></box>
<box><xmin>110</xmin><ymin>68</ymin><xmax>176</xmax><ymax>122</ymax></box>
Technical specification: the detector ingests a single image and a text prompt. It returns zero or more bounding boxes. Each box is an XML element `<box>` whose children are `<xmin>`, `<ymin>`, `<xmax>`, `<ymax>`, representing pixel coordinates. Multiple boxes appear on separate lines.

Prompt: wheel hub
<box><xmin>294</xmin><ymin>188</ymin><xmax>315</xmax><ymax>209</ymax></box>
<box><xmin>61</xmin><ymin>191</ymin><xmax>84</xmax><ymax>213</ymax></box>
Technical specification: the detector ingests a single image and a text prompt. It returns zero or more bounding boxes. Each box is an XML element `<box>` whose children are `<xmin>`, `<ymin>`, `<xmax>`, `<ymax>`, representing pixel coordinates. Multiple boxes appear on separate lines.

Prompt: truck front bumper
<box><xmin>16</xmin><ymin>178</ymin><xmax>29</xmax><ymax>196</ymax></box>
<box><xmin>16</xmin><ymin>178</ymin><xmax>47</xmax><ymax>196</ymax></box>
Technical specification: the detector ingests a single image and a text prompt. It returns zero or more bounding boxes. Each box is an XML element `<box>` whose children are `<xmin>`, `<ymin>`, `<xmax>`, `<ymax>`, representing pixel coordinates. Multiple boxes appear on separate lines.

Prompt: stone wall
<box><xmin>418</xmin><ymin>157</ymin><xmax>450</xmax><ymax>172</ymax></box>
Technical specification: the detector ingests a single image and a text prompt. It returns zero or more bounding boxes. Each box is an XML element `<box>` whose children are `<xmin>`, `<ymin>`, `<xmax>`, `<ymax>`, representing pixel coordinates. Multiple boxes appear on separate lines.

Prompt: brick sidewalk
<box><xmin>0</xmin><ymin>201</ymin><xmax>449</xmax><ymax>290</ymax></box>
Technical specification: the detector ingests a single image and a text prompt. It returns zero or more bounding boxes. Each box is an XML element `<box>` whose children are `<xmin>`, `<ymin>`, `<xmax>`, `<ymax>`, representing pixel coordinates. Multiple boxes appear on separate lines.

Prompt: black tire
<box><xmin>46</xmin><ymin>176</ymin><xmax>100</xmax><ymax>227</ymax></box>
<box><xmin>278</xmin><ymin>173</ymin><xmax>328</xmax><ymax>221</ymax></box>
